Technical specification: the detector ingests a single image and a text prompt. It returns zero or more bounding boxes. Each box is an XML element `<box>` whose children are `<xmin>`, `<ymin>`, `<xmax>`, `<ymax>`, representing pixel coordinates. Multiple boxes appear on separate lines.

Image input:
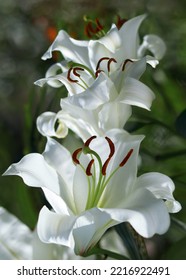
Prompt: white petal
<box><xmin>88</xmin><ymin>24</ymin><xmax>121</xmax><ymax>71</ymax></box>
<box><xmin>73</xmin><ymin>154</ymin><xmax>90</xmax><ymax>214</ymax></box>
<box><xmin>32</xmin><ymin>229</ymin><xmax>83</xmax><ymax>260</ymax></box>
<box><xmin>118</xmin><ymin>77</ymin><xmax>155</xmax><ymax>110</ymax></box>
<box><xmin>42</xmin><ymin>30</ymin><xmax>91</xmax><ymax>67</ymax></box>
<box><xmin>43</xmin><ymin>137</ymin><xmax>76</xmax><ymax>212</ymax></box>
<box><xmin>0</xmin><ymin>207</ymin><xmax>32</xmax><ymax>260</ymax></box>
<box><xmin>60</xmin><ymin>100</ymin><xmax>104</xmax><ymax>139</ymax></box>
<box><xmin>138</xmin><ymin>34</ymin><xmax>166</xmax><ymax>60</ymax></box>
<box><xmin>98</xmin><ymin>101</ymin><xmax>132</xmax><ymax>130</ymax></box>
<box><xmin>36</xmin><ymin>111</ymin><xmax>68</xmax><ymax>138</ymax></box>
<box><xmin>37</xmin><ymin>206</ymin><xmax>76</xmax><ymax>249</ymax></box>
<box><xmin>98</xmin><ymin>132</ymin><xmax>144</xmax><ymax>208</ymax></box>
<box><xmin>62</xmin><ymin>73</ymin><xmax>117</xmax><ymax>110</ymax></box>
<box><xmin>57</xmin><ymin>109</ymin><xmax>95</xmax><ymax>141</ymax></box>
<box><xmin>117</xmin><ymin>14</ymin><xmax>146</xmax><ymax>59</ymax></box>
<box><xmin>73</xmin><ymin>208</ymin><xmax>117</xmax><ymax>255</ymax></box>
<box><xmin>136</xmin><ymin>172</ymin><xmax>182</xmax><ymax>213</ymax></box>
<box><xmin>3</xmin><ymin>153</ymin><xmax>61</xmax><ymax>195</ymax></box>
<box><xmin>103</xmin><ymin>187</ymin><xmax>170</xmax><ymax>238</ymax></box>
<box><xmin>35</xmin><ymin>63</ymin><xmax>66</xmax><ymax>88</ymax></box>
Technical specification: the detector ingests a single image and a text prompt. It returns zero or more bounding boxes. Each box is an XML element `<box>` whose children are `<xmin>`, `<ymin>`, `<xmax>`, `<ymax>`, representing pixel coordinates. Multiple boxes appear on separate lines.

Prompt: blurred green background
<box><xmin>0</xmin><ymin>0</ymin><xmax>186</xmax><ymax>259</ymax></box>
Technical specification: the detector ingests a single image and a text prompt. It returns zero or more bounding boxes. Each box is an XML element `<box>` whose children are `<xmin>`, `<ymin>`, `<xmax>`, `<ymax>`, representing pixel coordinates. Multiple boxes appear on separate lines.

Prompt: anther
<box><xmin>95</xmin><ymin>69</ymin><xmax>104</xmax><ymax>78</ymax></box>
<box><xmin>73</xmin><ymin>67</ymin><xmax>85</xmax><ymax>77</ymax></box>
<box><xmin>95</xmin><ymin>18</ymin><xmax>104</xmax><ymax>31</ymax></box>
<box><xmin>84</xmin><ymin>135</ymin><xmax>97</xmax><ymax>147</ymax></box>
<box><xmin>122</xmin><ymin>59</ymin><xmax>133</xmax><ymax>71</ymax></box>
<box><xmin>102</xmin><ymin>137</ymin><xmax>115</xmax><ymax>175</ymax></box>
<box><xmin>107</xmin><ymin>58</ymin><xmax>117</xmax><ymax>72</ymax></box>
<box><xmin>116</xmin><ymin>15</ymin><xmax>128</xmax><ymax>30</ymax></box>
<box><xmin>96</xmin><ymin>57</ymin><xmax>110</xmax><ymax>71</ymax></box>
<box><xmin>67</xmin><ymin>67</ymin><xmax>78</xmax><ymax>83</ymax></box>
<box><xmin>86</xmin><ymin>159</ymin><xmax>95</xmax><ymax>176</ymax></box>
<box><xmin>72</xmin><ymin>148</ymin><xmax>83</xmax><ymax>164</ymax></box>
<box><xmin>119</xmin><ymin>149</ymin><xmax>134</xmax><ymax>167</ymax></box>
<box><xmin>105</xmin><ymin>137</ymin><xmax>115</xmax><ymax>158</ymax></box>
<box><xmin>84</xmin><ymin>18</ymin><xmax>104</xmax><ymax>38</ymax></box>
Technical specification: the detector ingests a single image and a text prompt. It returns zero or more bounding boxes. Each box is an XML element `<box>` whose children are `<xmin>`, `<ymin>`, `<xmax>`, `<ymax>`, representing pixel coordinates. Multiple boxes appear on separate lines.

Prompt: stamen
<box><xmin>116</xmin><ymin>15</ymin><xmax>128</xmax><ymax>29</ymax></box>
<box><xmin>67</xmin><ymin>67</ymin><xmax>78</xmax><ymax>83</ymax></box>
<box><xmin>122</xmin><ymin>59</ymin><xmax>133</xmax><ymax>71</ymax></box>
<box><xmin>119</xmin><ymin>149</ymin><xmax>134</xmax><ymax>167</ymax></box>
<box><xmin>84</xmin><ymin>17</ymin><xmax>104</xmax><ymax>38</ymax></box>
<box><xmin>96</xmin><ymin>57</ymin><xmax>110</xmax><ymax>71</ymax></box>
<box><xmin>102</xmin><ymin>137</ymin><xmax>115</xmax><ymax>175</ymax></box>
<box><xmin>73</xmin><ymin>67</ymin><xmax>84</xmax><ymax>77</ymax></box>
<box><xmin>84</xmin><ymin>135</ymin><xmax>97</xmax><ymax>147</ymax></box>
<box><xmin>107</xmin><ymin>58</ymin><xmax>117</xmax><ymax>72</ymax></box>
<box><xmin>95</xmin><ymin>18</ymin><xmax>104</xmax><ymax>30</ymax></box>
<box><xmin>95</xmin><ymin>69</ymin><xmax>104</xmax><ymax>78</ymax></box>
<box><xmin>105</xmin><ymin>137</ymin><xmax>115</xmax><ymax>157</ymax></box>
<box><xmin>72</xmin><ymin>148</ymin><xmax>83</xmax><ymax>164</ymax></box>
<box><xmin>86</xmin><ymin>159</ymin><xmax>95</xmax><ymax>176</ymax></box>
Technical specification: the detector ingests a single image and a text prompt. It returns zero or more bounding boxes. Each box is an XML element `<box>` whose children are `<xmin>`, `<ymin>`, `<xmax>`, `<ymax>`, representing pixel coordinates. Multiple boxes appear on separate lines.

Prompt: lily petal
<box><xmin>0</xmin><ymin>207</ymin><xmax>32</xmax><ymax>260</ymax></box>
<box><xmin>136</xmin><ymin>172</ymin><xmax>182</xmax><ymax>213</ymax></box>
<box><xmin>138</xmin><ymin>34</ymin><xmax>166</xmax><ymax>60</ymax></box>
<box><xmin>3</xmin><ymin>153</ymin><xmax>61</xmax><ymax>195</ymax></box>
<box><xmin>104</xmin><ymin>187</ymin><xmax>170</xmax><ymax>238</ymax></box>
<box><xmin>37</xmin><ymin>206</ymin><xmax>76</xmax><ymax>249</ymax></box>
<box><xmin>36</xmin><ymin>111</ymin><xmax>68</xmax><ymax>138</ymax></box>
<box><xmin>42</xmin><ymin>30</ymin><xmax>91</xmax><ymax>68</ymax></box>
<box><xmin>62</xmin><ymin>73</ymin><xmax>117</xmax><ymax>110</ymax></box>
<box><xmin>118</xmin><ymin>77</ymin><xmax>155</xmax><ymax>110</ymax></box>
<box><xmin>117</xmin><ymin>14</ymin><xmax>146</xmax><ymax>59</ymax></box>
<box><xmin>98</xmin><ymin>101</ymin><xmax>132</xmax><ymax>131</ymax></box>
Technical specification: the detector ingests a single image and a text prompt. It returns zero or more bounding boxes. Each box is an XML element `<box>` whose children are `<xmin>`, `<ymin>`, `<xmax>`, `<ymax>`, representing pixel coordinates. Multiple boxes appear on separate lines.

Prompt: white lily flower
<box><xmin>36</xmin><ymin>59</ymin><xmax>155</xmax><ymax>141</ymax></box>
<box><xmin>3</xmin><ymin>130</ymin><xmax>181</xmax><ymax>255</ymax></box>
<box><xmin>35</xmin><ymin>14</ymin><xmax>166</xmax><ymax>92</ymax></box>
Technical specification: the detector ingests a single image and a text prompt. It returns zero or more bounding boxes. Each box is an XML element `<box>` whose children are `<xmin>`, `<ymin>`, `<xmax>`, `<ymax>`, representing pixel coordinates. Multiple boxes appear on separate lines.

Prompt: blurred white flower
<box><xmin>35</xmin><ymin>14</ymin><xmax>166</xmax><ymax>91</ymax></box>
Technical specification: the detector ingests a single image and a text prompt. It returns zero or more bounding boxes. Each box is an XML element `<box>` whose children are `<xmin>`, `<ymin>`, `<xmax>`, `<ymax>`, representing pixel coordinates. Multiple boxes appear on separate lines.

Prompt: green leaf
<box><xmin>162</xmin><ymin>236</ymin><xmax>186</xmax><ymax>259</ymax></box>
<box><xmin>175</xmin><ymin>109</ymin><xmax>186</xmax><ymax>138</ymax></box>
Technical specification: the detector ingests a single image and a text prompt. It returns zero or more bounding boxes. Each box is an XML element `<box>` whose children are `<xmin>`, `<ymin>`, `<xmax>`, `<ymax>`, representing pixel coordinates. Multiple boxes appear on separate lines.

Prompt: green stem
<box><xmin>83</xmin><ymin>247</ymin><xmax>129</xmax><ymax>260</ymax></box>
<box><xmin>115</xmin><ymin>223</ymin><xmax>148</xmax><ymax>260</ymax></box>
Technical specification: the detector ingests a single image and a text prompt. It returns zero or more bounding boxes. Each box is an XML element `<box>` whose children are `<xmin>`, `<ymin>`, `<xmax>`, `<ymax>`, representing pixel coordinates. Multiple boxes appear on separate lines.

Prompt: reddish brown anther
<box><xmin>86</xmin><ymin>159</ymin><xmax>95</xmax><ymax>176</ymax></box>
<box><xmin>96</xmin><ymin>57</ymin><xmax>110</xmax><ymax>71</ymax></box>
<box><xmin>105</xmin><ymin>137</ymin><xmax>115</xmax><ymax>158</ymax></box>
<box><xmin>119</xmin><ymin>149</ymin><xmax>134</xmax><ymax>167</ymax></box>
<box><xmin>102</xmin><ymin>137</ymin><xmax>115</xmax><ymax>176</ymax></box>
<box><xmin>72</xmin><ymin>148</ymin><xmax>83</xmax><ymax>164</ymax></box>
<box><xmin>84</xmin><ymin>18</ymin><xmax>104</xmax><ymax>38</ymax></box>
<box><xmin>122</xmin><ymin>59</ymin><xmax>133</xmax><ymax>71</ymax></box>
<box><xmin>107</xmin><ymin>58</ymin><xmax>117</xmax><ymax>72</ymax></box>
<box><xmin>116</xmin><ymin>15</ymin><xmax>128</xmax><ymax>30</ymax></box>
<box><xmin>73</xmin><ymin>67</ymin><xmax>85</xmax><ymax>77</ymax></box>
<box><xmin>67</xmin><ymin>67</ymin><xmax>78</xmax><ymax>83</ymax></box>
<box><xmin>84</xmin><ymin>135</ymin><xmax>97</xmax><ymax>147</ymax></box>
<box><xmin>95</xmin><ymin>18</ymin><xmax>104</xmax><ymax>31</ymax></box>
<box><xmin>95</xmin><ymin>69</ymin><xmax>104</xmax><ymax>78</ymax></box>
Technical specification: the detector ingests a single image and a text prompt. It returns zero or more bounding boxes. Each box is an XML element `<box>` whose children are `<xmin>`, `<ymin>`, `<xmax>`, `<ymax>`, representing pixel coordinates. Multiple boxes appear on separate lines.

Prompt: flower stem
<box><xmin>83</xmin><ymin>247</ymin><xmax>129</xmax><ymax>260</ymax></box>
<box><xmin>115</xmin><ymin>223</ymin><xmax>148</xmax><ymax>260</ymax></box>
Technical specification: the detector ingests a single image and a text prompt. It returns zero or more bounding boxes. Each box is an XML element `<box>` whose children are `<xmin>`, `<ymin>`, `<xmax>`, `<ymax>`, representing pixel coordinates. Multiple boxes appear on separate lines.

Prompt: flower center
<box><xmin>67</xmin><ymin>58</ymin><xmax>133</xmax><ymax>91</ymax></box>
<box><xmin>72</xmin><ymin>136</ymin><xmax>133</xmax><ymax>209</ymax></box>
<box><xmin>84</xmin><ymin>17</ymin><xmax>105</xmax><ymax>38</ymax></box>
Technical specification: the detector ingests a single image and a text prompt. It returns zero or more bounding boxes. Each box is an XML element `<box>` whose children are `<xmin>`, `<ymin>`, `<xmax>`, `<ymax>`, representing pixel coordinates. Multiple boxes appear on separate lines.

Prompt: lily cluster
<box><xmin>3</xmin><ymin>14</ymin><xmax>181</xmax><ymax>258</ymax></box>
